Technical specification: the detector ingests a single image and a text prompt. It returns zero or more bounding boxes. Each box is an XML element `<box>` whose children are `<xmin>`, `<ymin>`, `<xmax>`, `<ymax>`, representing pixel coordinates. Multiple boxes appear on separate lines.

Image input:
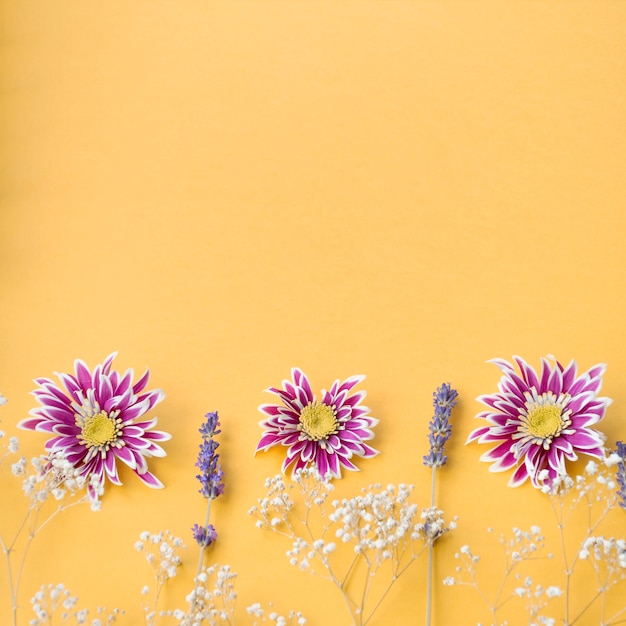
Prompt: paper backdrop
<box><xmin>1</xmin><ymin>2</ymin><xmax>625</xmax><ymax>624</ymax></box>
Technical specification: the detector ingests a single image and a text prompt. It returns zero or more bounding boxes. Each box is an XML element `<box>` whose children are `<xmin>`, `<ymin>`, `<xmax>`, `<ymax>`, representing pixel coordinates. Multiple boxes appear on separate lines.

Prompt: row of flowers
<box><xmin>0</xmin><ymin>353</ymin><xmax>625</xmax><ymax>625</ymax></box>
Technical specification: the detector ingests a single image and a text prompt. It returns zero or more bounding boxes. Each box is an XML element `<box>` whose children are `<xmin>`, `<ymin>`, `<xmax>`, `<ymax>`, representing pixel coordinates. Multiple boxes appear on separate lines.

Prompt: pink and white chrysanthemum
<box><xmin>256</xmin><ymin>368</ymin><xmax>379</xmax><ymax>478</ymax></box>
<box><xmin>467</xmin><ymin>356</ymin><xmax>611</xmax><ymax>488</ymax></box>
<box><xmin>18</xmin><ymin>353</ymin><xmax>170</xmax><ymax>497</ymax></box>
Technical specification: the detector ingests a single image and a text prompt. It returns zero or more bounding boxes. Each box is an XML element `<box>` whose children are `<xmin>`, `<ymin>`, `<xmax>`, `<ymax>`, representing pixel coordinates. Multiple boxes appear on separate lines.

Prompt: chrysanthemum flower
<box><xmin>256</xmin><ymin>368</ymin><xmax>378</xmax><ymax>478</ymax></box>
<box><xmin>467</xmin><ymin>356</ymin><xmax>611</xmax><ymax>488</ymax></box>
<box><xmin>18</xmin><ymin>352</ymin><xmax>170</xmax><ymax>497</ymax></box>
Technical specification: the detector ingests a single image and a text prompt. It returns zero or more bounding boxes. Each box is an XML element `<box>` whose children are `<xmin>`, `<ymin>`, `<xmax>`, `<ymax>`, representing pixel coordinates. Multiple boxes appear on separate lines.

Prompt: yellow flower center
<box><xmin>78</xmin><ymin>411</ymin><xmax>121</xmax><ymax>450</ymax></box>
<box><xmin>298</xmin><ymin>402</ymin><xmax>338</xmax><ymax>441</ymax></box>
<box><xmin>525</xmin><ymin>404</ymin><xmax>564</xmax><ymax>439</ymax></box>
<box><xmin>513</xmin><ymin>390</ymin><xmax>572</xmax><ymax>450</ymax></box>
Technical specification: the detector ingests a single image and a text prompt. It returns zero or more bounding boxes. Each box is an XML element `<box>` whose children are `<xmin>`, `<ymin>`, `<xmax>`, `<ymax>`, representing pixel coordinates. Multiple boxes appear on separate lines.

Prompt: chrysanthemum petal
<box><xmin>134</xmin><ymin>469</ymin><xmax>164</xmax><ymax>489</ymax></box>
<box><xmin>75</xmin><ymin>359</ymin><xmax>94</xmax><ymax>391</ymax></box>
<box><xmin>507</xmin><ymin>463</ymin><xmax>529</xmax><ymax>487</ymax></box>
<box><xmin>132</xmin><ymin>369</ymin><xmax>151</xmax><ymax>394</ymax></box>
<box><xmin>114</xmin><ymin>445</ymin><xmax>138</xmax><ymax>468</ymax></box>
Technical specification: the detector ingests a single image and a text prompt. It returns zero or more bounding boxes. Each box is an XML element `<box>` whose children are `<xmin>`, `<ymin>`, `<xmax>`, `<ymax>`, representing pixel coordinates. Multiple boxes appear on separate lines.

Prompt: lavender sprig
<box><xmin>423</xmin><ymin>383</ymin><xmax>458</xmax><ymax>626</ymax></box>
<box><xmin>423</xmin><ymin>383</ymin><xmax>458</xmax><ymax>468</ymax></box>
<box><xmin>616</xmin><ymin>441</ymin><xmax>626</xmax><ymax>510</ymax></box>
<box><xmin>195</xmin><ymin>411</ymin><xmax>225</xmax><ymax>501</ymax></box>
<box><xmin>192</xmin><ymin>411</ymin><xmax>224</xmax><ymax>550</ymax></box>
<box><xmin>191</xmin><ymin>523</ymin><xmax>218</xmax><ymax>548</ymax></box>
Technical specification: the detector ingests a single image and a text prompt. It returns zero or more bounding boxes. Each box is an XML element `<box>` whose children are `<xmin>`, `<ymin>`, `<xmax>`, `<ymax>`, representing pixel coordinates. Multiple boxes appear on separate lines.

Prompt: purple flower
<box><xmin>423</xmin><ymin>383</ymin><xmax>458</xmax><ymax>468</ymax></box>
<box><xmin>616</xmin><ymin>441</ymin><xmax>626</xmax><ymax>510</ymax></box>
<box><xmin>256</xmin><ymin>368</ymin><xmax>379</xmax><ymax>478</ymax></box>
<box><xmin>467</xmin><ymin>356</ymin><xmax>610</xmax><ymax>488</ymax></box>
<box><xmin>18</xmin><ymin>353</ymin><xmax>170</xmax><ymax>498</ymax></box>
<box><xmin>191</xmin><ymin>523</ymin><xmax>218</xmax><ymax>548</ymax></box>
<box><xmin>196</xmin><ymin>411</ymin><xmax>224</xmax><ymax>499</ymax></box>
<box><xmin>199</xmin><ymin>412</ymin><xmax>220</xmax><ymax>439</ymax></box>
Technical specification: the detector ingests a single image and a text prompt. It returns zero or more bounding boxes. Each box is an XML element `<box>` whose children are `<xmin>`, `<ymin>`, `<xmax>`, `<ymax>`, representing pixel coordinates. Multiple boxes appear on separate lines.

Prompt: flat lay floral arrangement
<box><xmin>0</xmin><ymin>354</ymin><xmax>625</xmax><ymax>626</ymax></box>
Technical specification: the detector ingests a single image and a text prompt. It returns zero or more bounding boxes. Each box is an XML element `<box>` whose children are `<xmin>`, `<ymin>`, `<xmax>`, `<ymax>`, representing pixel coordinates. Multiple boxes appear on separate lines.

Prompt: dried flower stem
<box><xmin>544</xmin><ymin>460</ymin><xmax>621</xmax><ymax>625</ymax></box>
<box><xmin>1</xmin><ymin>450</ymin><xmax>96</xmax><ymax>626</ymax></box>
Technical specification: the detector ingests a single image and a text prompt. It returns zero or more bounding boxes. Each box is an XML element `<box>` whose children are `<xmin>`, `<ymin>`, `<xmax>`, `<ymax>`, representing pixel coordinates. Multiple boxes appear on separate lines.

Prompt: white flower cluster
<box><xmin>445</xmin><ymin>542</ymin><xmax>480</xmax><ymax>584</ymax></box>
<box><xmin>579</xmin><ymin>536</ymin><xmax>626</xmax><ymax>578</ymax></box>
<box><xmin>246</xmin><ymin>602</ymin><xmax>306</xmax><ymax>625</ymax></box>
<box><xmin>446</xmin><ymin>527</ymin><xmax>556</xmax><ymax>625</ymax></box>
<box><xmin>19</xmin><ymin>451</ymin><xmax>103</xmax><ymax>510</ymax></box>
<box><xmin>251</xmin><ymin>470</ymin><xmax>453</xmax><ymax>625</ymax></box>
<box><xmin>0</xmin><ymin>394</ymin><xmax>15</xmax><ymax>468</ymax></box>
<box><xmin>249</xmin><ymin>470</ymin><xmax>334</xmax><ymax>534</ymax></box>
<box><xmin>329</xmin><ymin>483</ymin><xmax>444</xmax><ymax>566</ymax></box>
<box><xmin>136</xmin><ymin>530</ymin><xmax>186</xmax><ymax>625</ymax></box>
<box><xmin>539</xmin><ymin>456</ymin><xmax>620</xmax><ymax>508</ymax></box>
<box><xmin>249</xmin><ymin>474</ymin><xmax>294</xmax><ymax>531</ymax></box>
<box><xmin>134</xmin><ymin>529</ymin><xmax>307</xmax><ymax>626</ymax></box>
<box><xmin>418</xmin><ymin>505</ymin><xmax>456</xmax><ymax>542</ymax></box>
<box><xmin>500</xmin><ymin>525</ymin><xmax>545</xmax><ymax>564</ymax></box>
<box><xmin>28</xmin><ymin>583</ymin><xmax>121</xmax><ymax>625</ymax></box>
<box><xmin>450</xmin><ymin>526</ymin><xmax>547</xmax><ymax>577</ymax></box>
<box><xmin>167</xmin><ymin>564</ymin><xmax>238</xmax><ymax>625</ymax></box>
<box><xmin>136</xmin><ymin>530</ymin><xmax>185</xmax><ymax>584</ymax></box>
<box><xmin>0</xmin><ymin>431</ymin><xmax>20</xmax><ymax>468</ymax></box>
<box><xmin>512</xmin><ymin>577</ymin><xmax>562</xmax><ymax>626</ymax></box>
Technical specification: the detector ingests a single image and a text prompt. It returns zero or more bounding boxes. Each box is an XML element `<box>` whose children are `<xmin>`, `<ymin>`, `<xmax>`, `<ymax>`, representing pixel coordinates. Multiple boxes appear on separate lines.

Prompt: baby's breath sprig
<box><xmin>250</xmin><ymin>468</ymin><xmax>454</xmax><ymax>626</ymax></box>
<box><xmin>578</xmin><ymin>535</ymin><xmax>626</xmax><ymax>624</ymax></box>
<box><xmin>444</xmin><ymin>526</ymin><xmax>557</xmax><ymax>625</ymax></box>
<box><xmin>540</xmin><ymin>456</ymin><xmax>626</xmax><ymax>625</ymax></box>
<box><xmin>28</xmin><ymin>583</ymin><xmax>122</xmax><ymax>626</ymax></box>
<box><xmin>171</xmin><ymin>564</ymin><xmax>237</xmax><ymax>625</ymax></box>
<box><xmin>446</xmin><ymin>455</ymin><xmax>626</xmax><ymax>626</ymax></box>
<box><xmin>246</xmin><ymin>602</ymin><xmax>306</xmax><ymax>626</ymax></box>
<box><xmin>135</xmin><ymin>530</ymin><xmax>185</xmax><ymax>624</ymax></box>
<box><xmin>0</xmin><ymin>439</ymin><xmax>101</xmax><ymax>626</ymax></box>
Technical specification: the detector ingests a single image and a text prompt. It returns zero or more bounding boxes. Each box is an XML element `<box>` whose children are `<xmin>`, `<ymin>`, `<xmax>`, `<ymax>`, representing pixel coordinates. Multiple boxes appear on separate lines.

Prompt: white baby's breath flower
<box><xmin>546</xmin><ymin>586</ymin><xmax>562</xmax><ymax>598</ymax></box>
<box><xmin>605</xmin><ymin>452</ymin><xmax>621</xmax><ymax>467</ymax></box>
<box><xmin>11</xmin><ymin>456</ymin><xmax>27</xmax><ymax>476</ymax></box>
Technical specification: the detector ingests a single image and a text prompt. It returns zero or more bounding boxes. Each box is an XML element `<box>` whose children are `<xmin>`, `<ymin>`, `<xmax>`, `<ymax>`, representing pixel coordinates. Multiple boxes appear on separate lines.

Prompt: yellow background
<box><xmin>1</xmin><ymin>1</ymin><xmax>625</xmax><ymax>624</ymax></box>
